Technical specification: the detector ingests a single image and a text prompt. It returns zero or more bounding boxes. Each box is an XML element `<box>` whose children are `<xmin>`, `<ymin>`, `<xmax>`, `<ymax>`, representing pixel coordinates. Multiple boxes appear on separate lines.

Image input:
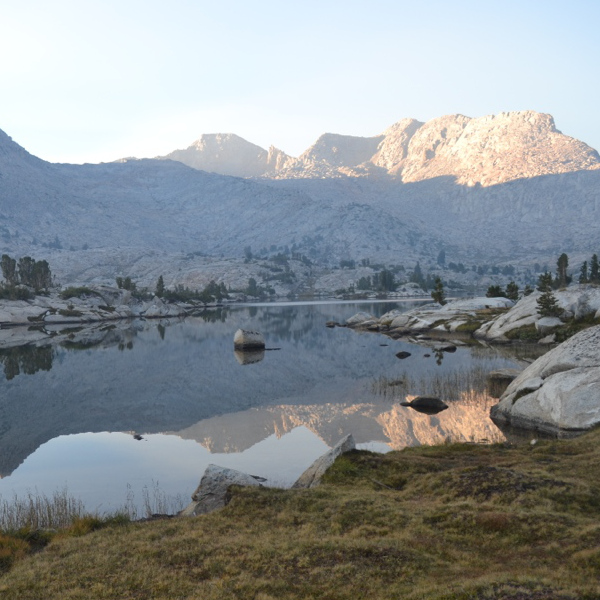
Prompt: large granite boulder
<box><xmin>233</xmin><ymin>328</ymin><xmax>265</xmax><ymax>349</ymax></box>
<box><xmin>292</xmin><ymin>434</ymin><xmax>355</xmax><ymax>489</ymax></box>
<box><xmin>179</xmin><ymin>464</ymin><xmax>263</xmax><ymax>516</ymax></box>
<box><xmin>490</xmin><ymin>326</ymin><xmax>600</xmax><ymax>433</ymax></box>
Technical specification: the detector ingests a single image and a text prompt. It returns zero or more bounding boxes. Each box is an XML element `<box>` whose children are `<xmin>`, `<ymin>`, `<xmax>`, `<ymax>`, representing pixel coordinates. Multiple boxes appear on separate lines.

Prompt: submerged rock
<box><xmin>233</xmin><ymin>328</ymin><xmax>265</xmax><ymax>349</ymax></box>
<box><xmin>491</xmin><ymin>325</ymin><xmax>600</xmax><ymax>434</ymax></box>
<box><xmin>400</xmin><ymin>396</ymin><xmax>448</xmax><ymax>415</ymax></box>
<box><xmin>395</xmin><ymin>351</ymin><xmax>412</xmax><ymax>359</ymax></box>
<box><xmin>292</xmin><ymin>434</ymin><xmax>355</xmax><ymax>489</ymax></box>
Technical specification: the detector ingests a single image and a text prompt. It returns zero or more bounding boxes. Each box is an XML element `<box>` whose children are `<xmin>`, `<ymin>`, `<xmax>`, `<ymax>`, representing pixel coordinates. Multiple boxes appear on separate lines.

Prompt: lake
<box><xmin>0</xmin><ymin>300</ymin><xmax>530</xmax><ymax>514</ymax></box>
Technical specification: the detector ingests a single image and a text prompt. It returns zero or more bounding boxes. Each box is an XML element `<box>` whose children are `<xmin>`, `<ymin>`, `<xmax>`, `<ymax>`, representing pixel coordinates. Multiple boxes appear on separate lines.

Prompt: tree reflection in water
<box><xmin>0</xmin><ymin>345</ymin><xmax>54</xmax><ymax>380</ymax></box>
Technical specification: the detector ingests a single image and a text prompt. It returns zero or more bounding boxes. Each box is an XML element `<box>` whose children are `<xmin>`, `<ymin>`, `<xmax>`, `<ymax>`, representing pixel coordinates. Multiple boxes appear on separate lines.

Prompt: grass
<box><xmin>505</xmin><ymin>323</ymin><xmax>541</xmax><ymax>341</ymax></box>
<box><xmin>372</xmin><ymin>364</ymin><xmax>493</xmax><ymax>402</ymax></box>
<box><xmin>2</xmin><ymin>429</ymin><xmax>600</xmax><ymax>598</ymax></box>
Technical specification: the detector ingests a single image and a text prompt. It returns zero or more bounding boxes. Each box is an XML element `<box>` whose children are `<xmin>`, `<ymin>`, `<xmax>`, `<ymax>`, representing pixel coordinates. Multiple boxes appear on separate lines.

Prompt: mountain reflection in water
<box><xmin>0</xmin><ymin>301</ymin><xmax>532</xmax><ymax>511</ymax></box>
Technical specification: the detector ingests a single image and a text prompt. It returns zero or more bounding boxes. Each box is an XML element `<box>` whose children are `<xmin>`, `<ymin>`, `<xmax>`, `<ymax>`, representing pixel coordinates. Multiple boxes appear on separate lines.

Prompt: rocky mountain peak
<box><xmin>162</xmin><ymin>133</ymin><xmax>270</xmax><ymax>177</ymax></box>
<box><xmin>399</xmin><ymin>111</ymin><xmax>600</xmax><ymax>186</ymax></box>
<box><xmin>298</xmin><ymin>133</ymin><xmax>384</xmax><ymax>168</ymax></box>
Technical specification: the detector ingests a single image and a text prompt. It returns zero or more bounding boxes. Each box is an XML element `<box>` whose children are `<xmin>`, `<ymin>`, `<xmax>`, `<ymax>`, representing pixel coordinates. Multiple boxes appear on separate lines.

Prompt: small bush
<box><xmin>59</xmin><ymin>287</ymin><xmax>98</xmax><ymax>300</ymax></box>
<box><xmin>58</xmin><ymin>308</ymin><xmax>83</xmax><ymax>318</ymax></box>
<box><xmin>505</xmin><ymin>324</ymin><xmax>541</xmax><ymax>341</ymax></box>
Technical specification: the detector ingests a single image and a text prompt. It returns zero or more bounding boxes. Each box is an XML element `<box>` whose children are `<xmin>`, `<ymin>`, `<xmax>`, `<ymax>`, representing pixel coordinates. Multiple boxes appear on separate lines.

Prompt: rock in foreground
<box><xmin>180</xmin><ymin>464</ymin><xmax>263</xmax><ymax>516</ymax></box>
<box><xmin>491</xmin><ymin>326</ymin><xmax>600</xmax><ymax>434</ymax></box>
<box><xmin>292</xmin><ymin>434</ymin><xmax>356</xmax><ymax>489</ymax></box>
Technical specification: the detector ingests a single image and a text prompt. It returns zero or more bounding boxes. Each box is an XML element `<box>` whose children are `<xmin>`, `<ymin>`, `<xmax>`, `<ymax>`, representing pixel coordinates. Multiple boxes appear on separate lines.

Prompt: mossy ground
<box><xmin>2</xmin><ymin>430</ymin><xmax>600</xmax><ymax>599</ymax></box>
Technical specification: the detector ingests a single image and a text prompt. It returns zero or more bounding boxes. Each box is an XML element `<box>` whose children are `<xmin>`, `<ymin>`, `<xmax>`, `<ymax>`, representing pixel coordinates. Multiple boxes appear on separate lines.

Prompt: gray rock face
<box><xmin>491</xmin><ymin>326</ymin><xmax>600</xmax><ymax>433</ymax></box>
<box><xmin>292</xmin><ymin>434</ymin><xmax>355</xmax><ymax>489</ymax></box>
<box><xmin>179</xmin><ymin>464</ymin><xmax>263</xmax><ymax>516</ymax></box>
<box><xmin>233</xmin><ymin>329</ymin><xmax>265</xmax><ymax>349</ymax></box>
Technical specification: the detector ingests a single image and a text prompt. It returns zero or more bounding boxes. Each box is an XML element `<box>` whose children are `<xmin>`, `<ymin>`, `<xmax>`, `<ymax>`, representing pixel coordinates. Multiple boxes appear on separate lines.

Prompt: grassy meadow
<box><xmin>1</xmin><ymin>427</ymin><xmax>600</xmax><ymax>599</ymax></box>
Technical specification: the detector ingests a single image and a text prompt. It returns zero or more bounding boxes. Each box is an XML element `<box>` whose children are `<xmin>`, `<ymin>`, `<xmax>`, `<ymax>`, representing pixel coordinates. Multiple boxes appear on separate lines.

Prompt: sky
<box><xmin>1</xmin><ymin>0</ymin><xmax>599</xmax><ymax>164</ymax></box>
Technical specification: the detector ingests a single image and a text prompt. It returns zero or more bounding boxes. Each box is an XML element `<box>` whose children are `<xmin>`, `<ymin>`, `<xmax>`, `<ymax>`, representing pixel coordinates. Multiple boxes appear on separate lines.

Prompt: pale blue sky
<box><xmin>1</xmin><ymin>0</ymin><xmax>598</xmax><ymax>163</ymax></box>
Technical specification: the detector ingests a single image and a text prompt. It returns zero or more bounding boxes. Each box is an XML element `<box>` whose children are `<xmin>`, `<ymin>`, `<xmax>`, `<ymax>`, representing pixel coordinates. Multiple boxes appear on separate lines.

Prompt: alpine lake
<box><xmin>0</xmin><ymin>299</ymin><xmax>542</xmax><ymax>514</ymax></box>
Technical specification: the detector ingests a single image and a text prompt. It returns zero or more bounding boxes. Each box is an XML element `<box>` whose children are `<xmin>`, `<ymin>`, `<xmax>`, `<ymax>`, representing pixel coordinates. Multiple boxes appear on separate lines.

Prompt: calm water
<box><xmin>0</xmin><ymin>300</ymin><xmax>526</xmax><ymax>512</ymax></box>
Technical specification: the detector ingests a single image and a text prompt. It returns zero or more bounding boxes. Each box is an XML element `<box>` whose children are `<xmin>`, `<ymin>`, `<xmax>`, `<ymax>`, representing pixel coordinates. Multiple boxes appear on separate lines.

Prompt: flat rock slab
<box><xmin>292</xmin><ymin>434</ymin><xmax>355</xmax><ymax>489</ymax></box>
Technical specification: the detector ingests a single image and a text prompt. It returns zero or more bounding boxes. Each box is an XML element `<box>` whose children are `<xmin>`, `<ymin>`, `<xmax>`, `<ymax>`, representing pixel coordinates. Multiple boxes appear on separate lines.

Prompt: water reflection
<box><xmin>0</xmin><ymin>300</ymin><xmax>532</xmax><ymax>509</ymax></box>
<box><xmin>0</xmin><ymin>344</ymin><xmax>54</xmax><ymax>380</ymax></box>
<box><xmin>234</xmin><ymin>349</ymin><xmax>265</xmax><ymax>365</ymax></box>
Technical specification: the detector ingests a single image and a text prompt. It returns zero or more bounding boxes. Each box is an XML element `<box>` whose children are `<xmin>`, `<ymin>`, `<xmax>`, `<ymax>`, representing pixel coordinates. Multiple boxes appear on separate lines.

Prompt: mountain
<box><xmin>160</xmin><ymin>111</ymin><xmax>600</xmax><ymax>186</ymax></box>
<box><xmin>160</xmin><ymin>133</ymin><xmax>295</xmax><ymax>178</ymax></box>
<box><xmin>0</xmin><ymin>111</ymin><xmax>599</xmax><ymax>289</ymax></box>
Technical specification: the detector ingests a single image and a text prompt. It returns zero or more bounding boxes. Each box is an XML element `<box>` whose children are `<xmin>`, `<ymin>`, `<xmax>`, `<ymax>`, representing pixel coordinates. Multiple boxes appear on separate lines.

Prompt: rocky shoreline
<box><xmin>342</xmin><ymin>286</ymin><xmax>600</xmax><ymax>437</ymax></box>
<box><xmin>343</xmin><ymin>284</ymin><xmax>600</xmax><ymax>344</ymax></box>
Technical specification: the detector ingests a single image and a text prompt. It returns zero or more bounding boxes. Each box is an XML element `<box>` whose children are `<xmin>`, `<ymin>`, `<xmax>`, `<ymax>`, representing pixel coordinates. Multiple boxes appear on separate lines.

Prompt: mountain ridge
<box><xmin>1</xmin><ymin>111</ymin><xmax>599</xmax><ymax>289</ymax></box>
<box><xmin>156</xmin><ymin>111</ymin><xmax>600</xmax><ymax>185</ymax></box>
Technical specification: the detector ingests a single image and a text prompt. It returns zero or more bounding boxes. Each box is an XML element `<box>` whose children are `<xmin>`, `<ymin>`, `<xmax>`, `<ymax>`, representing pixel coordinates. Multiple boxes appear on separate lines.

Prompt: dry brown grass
<box><xmin>2</xmin><ymin>429</ymin><xmax>600</xmax><ymax>599</ymax></box>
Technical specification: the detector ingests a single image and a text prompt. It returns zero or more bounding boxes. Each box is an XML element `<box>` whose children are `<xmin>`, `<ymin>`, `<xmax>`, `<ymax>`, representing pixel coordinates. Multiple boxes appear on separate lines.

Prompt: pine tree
<box><xmin>1</xmin><ymin>254</ymin><xmax>17</xmax><ymax>286</ymax></box>
<box><xmin>431</xmin><ymin>277</ymin><xmax>446</xmax><ymax>305</ymax></box>
<box><xmin>155</xmin><ymin>275</ymin><xmax>165</xmax><ymax>297</ymax></box>
<box><xmin>579</xmin><ymin>261</ymin><xmax>589</xmax><ymax>284</ymax></box>
<box><xmin>537</xmin><ymin>289</ymin><xmax>562</xmax><ymax>317</ymax></box>
<box><xmin>505</xmin><ymin>281</ymin><xmax>519</xmax><ymax>301</ymax></box>
<box><xmin>537</xmin><ymin>272</ymin><xmax>553</xmax><ymax>292</ymax></box>
<box><xmin>556</xmin><ymin>253</ymin><xmax>569</xmax><ymax>288</ymax></box>
<box><xmin>486</xmin><ymin>285</ymin><xmax>505</xmax><ymax>298</ymax></box>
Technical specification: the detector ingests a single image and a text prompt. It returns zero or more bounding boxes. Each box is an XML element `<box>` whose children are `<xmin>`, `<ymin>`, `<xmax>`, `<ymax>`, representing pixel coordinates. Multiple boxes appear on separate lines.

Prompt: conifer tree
<box><xmin>155</xmin><ymin>275</ymin><xmax>165</xmax><ymax>297</ymax></box>
<box><xmin>579</xmin><ymin>261</ymin><xmax>589</xmax><ymax>284</ymax></box>
<box><xmin>431</xmin><ymin>277</ymin><xmax>446</xmax><ymax>305</ymax></box>
<box><xmin>505</xmin><ymin>281</ymin><xmax>519</xmax><ymax>301</ymax></box>
<box><xmin>556</xmin><ymin>253</ymin><xmax>570</xmax><ymax>288</ymax></box>
<box><xmin>590</xmin><ymin>254</ymin><xmax>600</xmax><ymax>283</ymax></box>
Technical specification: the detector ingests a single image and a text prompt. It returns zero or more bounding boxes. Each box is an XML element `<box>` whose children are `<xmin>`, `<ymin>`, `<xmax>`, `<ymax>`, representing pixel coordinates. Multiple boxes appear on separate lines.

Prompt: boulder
<box><xmin>490</xmin><ymin>325</ymin><xmax>600</xmax><ymax>433</ymax></box>
<box><xmin>539</xmin><ymin>333</ymin><xmax>556</xmax><ymax>345</ymax></box>
<box><xmin>179</xmin><ymin>464</ymin><xmax>263</xmax><ymax>516</ymax></box>
<box><xmin>233</xmin><ymin>328</ymin><xmax>265</xmax><ymax>349</ymax></box>
<box><xmin>400</xmin><ymin>396</ymin><xmax>448</xmax><ymax>414</ymax></box>
<box><xmin>395</xmin><ymin>351</ymin><xmax>412</xmax><ymax>359</ymax></box>
<box><xmin>292</xmin><ymin>434</ymin><xmax>355</xmax><ymax>489</ymax></box>
<box><xmin>345</xmin><ymin>312</ymin><xmax>376</xmax><ymax>327</ymax></box>
<box><xmin>535</xmin><ymin>316</ymin><xmax>563</xmax><ymax>335</ymax></box>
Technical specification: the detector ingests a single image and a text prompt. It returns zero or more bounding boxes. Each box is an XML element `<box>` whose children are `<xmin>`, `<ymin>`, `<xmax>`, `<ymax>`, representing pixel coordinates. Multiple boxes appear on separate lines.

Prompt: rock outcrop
<box><xmin>292</xmin><ymin>434</ymin><xmax>355</xmax><ymax>489</ymax></box>
<box><xmin>476</xmin><ymin>286</ymin><xmax>600</xmax><ymax>342</ymax></box>
<box><xmin>490</xmin><ymin>326</ymin><xmax>600</xmax><ymax>433</ymax></box>
<box><xmin>0</xmin><ymin>288</ymin><xmax>189</xmax><ymax>329</ymax></box>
